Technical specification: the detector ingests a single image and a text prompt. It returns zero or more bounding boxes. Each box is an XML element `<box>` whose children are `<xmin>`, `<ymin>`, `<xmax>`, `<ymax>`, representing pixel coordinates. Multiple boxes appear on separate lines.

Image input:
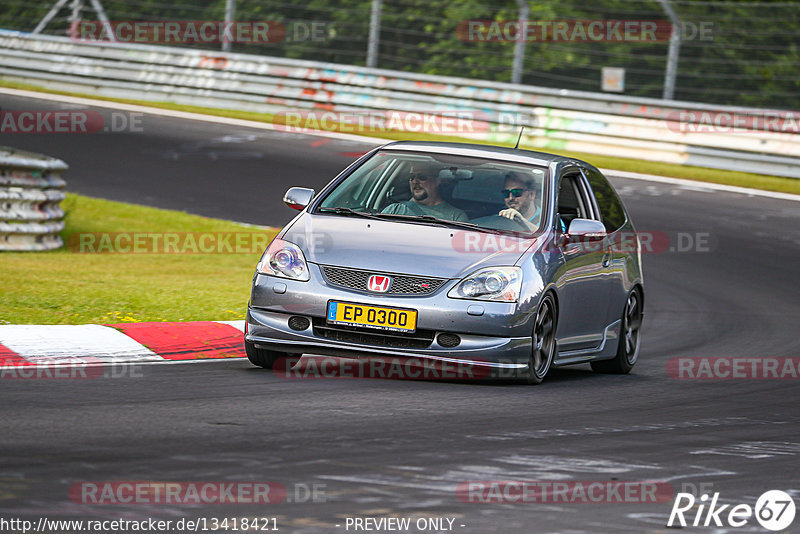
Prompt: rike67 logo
<box><xmin>668</xmin><ymin>490</ymin><xmax>795</xmax><ymax>531</ymax></box>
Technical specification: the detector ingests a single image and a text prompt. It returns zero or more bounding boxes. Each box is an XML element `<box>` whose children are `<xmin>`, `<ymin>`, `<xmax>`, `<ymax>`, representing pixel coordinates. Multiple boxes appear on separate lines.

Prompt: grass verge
<box><xmin>0</xmin><ymin>193</ymin><xmax>278</xmax><ymax>325</ymax></box>
<box><xmin>3</xmin><ymin>78</ymin><xmax>799</xmax><ymax>195</ymax></box>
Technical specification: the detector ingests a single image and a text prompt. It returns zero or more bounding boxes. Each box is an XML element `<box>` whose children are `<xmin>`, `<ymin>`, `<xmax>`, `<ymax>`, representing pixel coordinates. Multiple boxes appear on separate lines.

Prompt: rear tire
<box><xmin>526</xmin><ymin>294</ymin><xmax>557</xmax><ymax>385</ymax></box>
<box><xmin>244</xmin><ymin>339</ymin><xmax>297</xmax><ymax>369</ymax></box>
<box><xmin>591</xmin><ymin>288</ymin><xmax>642</xmax><ymax>374</ymax></box>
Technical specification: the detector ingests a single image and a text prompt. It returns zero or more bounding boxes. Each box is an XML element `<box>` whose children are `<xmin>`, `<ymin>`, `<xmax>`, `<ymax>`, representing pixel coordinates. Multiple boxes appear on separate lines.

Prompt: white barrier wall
<box><xmin>1</xmin><ymin>30</ymin><xmax>799</xmax><ymax>178</ymax></box>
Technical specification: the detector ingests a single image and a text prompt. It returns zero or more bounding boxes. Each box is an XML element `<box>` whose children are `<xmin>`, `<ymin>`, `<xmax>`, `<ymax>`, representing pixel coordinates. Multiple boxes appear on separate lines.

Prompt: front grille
<box><xmin>312</xmin><ymin>318</ymin><xmax>435</xmax><ymax>349</ymax></box>
<box><xmin>320</xmin><ymin>265</ymin><xmax>446</xmax><ymax>295</ymax></box>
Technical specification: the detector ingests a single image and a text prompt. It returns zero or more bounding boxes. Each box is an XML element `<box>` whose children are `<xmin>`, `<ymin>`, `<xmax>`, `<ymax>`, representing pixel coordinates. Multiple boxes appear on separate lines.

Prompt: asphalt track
<box><xmin>2</xmin><ymin>93</ymin><xmax>800</xmax><ymax>533</ymax></box>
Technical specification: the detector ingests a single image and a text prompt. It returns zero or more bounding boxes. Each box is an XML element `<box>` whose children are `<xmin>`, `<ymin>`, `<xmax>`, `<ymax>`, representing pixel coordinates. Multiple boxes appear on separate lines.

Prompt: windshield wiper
<box><xmin>318</xmin><ymin>207</ymin><xmax>382</xmax><ymax>220</ymax></box>
<box><xmin>375</xmin><ymin>213</ymin><xmax>441</xmax><ymax>223</ymax></box>
<box><xmin>375</xmin><ymin>213</ymin><xmax>506</xmax><ymax>234</ymax></box>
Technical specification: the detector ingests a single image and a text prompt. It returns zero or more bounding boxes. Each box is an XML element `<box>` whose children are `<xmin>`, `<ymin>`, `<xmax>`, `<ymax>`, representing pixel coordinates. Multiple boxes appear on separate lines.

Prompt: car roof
<box><xmin>377</xmin><ymin>140</ymin><xmax>587</xmax><ymax>169</ymax></box>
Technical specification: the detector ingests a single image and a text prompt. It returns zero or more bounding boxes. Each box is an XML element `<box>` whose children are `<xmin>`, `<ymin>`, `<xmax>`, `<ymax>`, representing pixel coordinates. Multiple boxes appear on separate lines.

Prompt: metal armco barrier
<box><xmin>0</xmin><ymin>146</ymin><xmax>67</xmax><ymax>251</ymax></box>
<box><xmin>1</xmin><ymin>31</ymin><xmax>799</xmax><ymax>178</ymax></box>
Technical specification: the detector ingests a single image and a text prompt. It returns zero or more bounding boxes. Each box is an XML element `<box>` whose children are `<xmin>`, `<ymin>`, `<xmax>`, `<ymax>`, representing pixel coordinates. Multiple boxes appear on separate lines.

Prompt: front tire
<box><xmin>244</xmin><ymin>339</ymin><xmax>297</xmax><ymax>369</ymax></box>
<box><xmin>526</xmin><ymin>294</ymin><xmax>557</xmax><ymax>385</ymax></box>
<box><xmin>591</xmin><ymin>288</ymin><xmax>642</xmax><ymax>374</ymax></box>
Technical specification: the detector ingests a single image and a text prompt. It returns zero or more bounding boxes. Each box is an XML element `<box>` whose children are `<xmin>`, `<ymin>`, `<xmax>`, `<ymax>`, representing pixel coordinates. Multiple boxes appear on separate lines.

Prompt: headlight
<box><xmin>256</xmin><ymin>239</ymin><xmax>310</xmax><ymax>281</ymax></box>
<box><xmin>448</xmin><ymin>266</ymin><xmax>522</xmax><ymax>302</ymax></box>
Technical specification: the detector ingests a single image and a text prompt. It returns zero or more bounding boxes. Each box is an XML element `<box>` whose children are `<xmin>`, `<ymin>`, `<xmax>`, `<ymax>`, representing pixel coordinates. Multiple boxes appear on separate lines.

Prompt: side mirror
<box><xmin>566</xmin><ymin>218</ymin><xmax>607</xmax><ymax>241</ymax></box>
<box><xmin>283</xmin><ymin>187</ymin><xmax>315</xmax><ymax>210</ymax></box>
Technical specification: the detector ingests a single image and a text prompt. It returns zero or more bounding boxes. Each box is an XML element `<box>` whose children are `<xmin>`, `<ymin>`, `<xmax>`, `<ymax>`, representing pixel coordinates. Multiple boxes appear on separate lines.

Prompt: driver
<box><xmin>382</xmin><ymin>162</ymin><xmax>468</xmax><ymax>222</ymax></box>
<box><xmin>498</xmin><ymin>171</ymin><xmax>541</xmax><ymax>231</ymax></box>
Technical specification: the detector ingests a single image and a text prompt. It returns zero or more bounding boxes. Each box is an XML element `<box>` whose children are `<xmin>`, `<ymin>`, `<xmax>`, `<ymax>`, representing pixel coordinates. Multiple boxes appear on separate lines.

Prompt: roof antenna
<box><xmin>514</xmin><ymin>126</ymin><xmax>525</xmax><ymax>149</ymax></box>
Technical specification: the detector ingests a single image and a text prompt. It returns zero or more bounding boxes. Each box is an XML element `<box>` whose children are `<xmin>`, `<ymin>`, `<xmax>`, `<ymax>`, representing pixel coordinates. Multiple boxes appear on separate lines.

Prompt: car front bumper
<box><xmin>247</xmin><ymin>267</ymin><xmax>536</xmax><ymax>376</ymax></box>
<box><xmin>245</xmin><ymin>306</ymin><xmax>532</xmax><ymax>376</ymax></box>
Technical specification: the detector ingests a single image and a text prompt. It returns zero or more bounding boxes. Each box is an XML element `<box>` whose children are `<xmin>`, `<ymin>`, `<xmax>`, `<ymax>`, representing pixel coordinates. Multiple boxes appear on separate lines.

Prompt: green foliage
<box><xmin>1</xmin><ymin>0</ymin><xmax>797</xmax><ymax>108</ymax></box>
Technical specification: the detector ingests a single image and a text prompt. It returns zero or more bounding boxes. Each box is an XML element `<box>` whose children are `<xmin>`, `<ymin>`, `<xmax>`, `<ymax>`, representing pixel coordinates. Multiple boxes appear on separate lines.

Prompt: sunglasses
<box><xmin>502</xmin><ymin>188</ymin><xmax>529</xmax><ymax>198</ymax></box>
<box><xmin>409</xmin><ymin>173</ymin><xmax>432</xmax><ymax>181</ymax></box>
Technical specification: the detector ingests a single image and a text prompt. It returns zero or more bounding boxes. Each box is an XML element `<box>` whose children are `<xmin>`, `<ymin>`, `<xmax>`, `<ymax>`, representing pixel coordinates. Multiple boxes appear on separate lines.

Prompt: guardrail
<box><xmin>0</xmin><ymin>146</ymin><xmax>67</xmax><ymax>251</ymax></box>
<box><xmin>1</xmin><ymin>31</ymin><xmax>799</xmax><ymax>178</ymax></box>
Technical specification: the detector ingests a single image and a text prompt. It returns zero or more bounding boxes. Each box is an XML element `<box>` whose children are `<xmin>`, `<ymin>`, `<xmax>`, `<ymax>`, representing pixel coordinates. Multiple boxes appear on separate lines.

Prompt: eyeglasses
<box><xmin>502</xmin><ymin>188</ymin><xmax>529</xmax><ymax>198</ymax></box>
<box><xmin>409</xmin><ymin>173</ymin><xmax>432</xmax><ymax>182</ymax></box>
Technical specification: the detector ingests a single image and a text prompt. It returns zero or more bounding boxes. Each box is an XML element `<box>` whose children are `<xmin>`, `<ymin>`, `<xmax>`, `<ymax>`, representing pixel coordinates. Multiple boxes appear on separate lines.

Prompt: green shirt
<box><xmin>382</xmin><ymin>200</ymin><xmax>468</xmax><ymax>222</ymax></box>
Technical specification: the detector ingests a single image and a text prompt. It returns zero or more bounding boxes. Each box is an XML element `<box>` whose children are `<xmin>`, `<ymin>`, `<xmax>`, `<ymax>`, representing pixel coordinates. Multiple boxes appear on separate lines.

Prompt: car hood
<box><xmin>282</xmin><ymin>213</ymin><xmax>537</xmax><ymax>279</ymax></box>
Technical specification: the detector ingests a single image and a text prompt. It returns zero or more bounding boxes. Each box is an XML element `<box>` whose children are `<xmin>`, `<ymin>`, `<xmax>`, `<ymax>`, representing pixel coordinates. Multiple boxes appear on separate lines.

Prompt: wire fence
<box><xmin>1</xmin><ymin>0</ymin><xmax>799</xmax><ymax>109</ymax></box>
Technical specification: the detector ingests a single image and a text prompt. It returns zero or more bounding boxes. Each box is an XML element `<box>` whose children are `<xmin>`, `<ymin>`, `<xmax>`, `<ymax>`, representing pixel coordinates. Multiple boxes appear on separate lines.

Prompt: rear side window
<box><xmin>556</xmin><ymin>173</ymin><xmax>591</xmax><ymax>229</ymax></box>
<box><xmin>584</xmin><ymin>168</ymin><xmax>627</xmax><ymax>233</ymax></box>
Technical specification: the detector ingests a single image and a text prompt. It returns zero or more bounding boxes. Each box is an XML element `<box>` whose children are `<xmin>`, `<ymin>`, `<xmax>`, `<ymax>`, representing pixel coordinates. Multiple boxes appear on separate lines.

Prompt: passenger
<box><xmin>382</xmin><ymin>162</ymin><xmax>468</xmax><ymax>221</ymax></box>
<box><xmin>499</xmin><ymin>171</ymin><xmax>541</xmax><ymax>231</ymax></box>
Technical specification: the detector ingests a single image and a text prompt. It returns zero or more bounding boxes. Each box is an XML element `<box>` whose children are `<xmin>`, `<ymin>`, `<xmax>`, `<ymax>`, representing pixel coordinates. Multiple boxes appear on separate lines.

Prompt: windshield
<box><xmin>316</xmin><ymin>150</ymin><xmax>548</xmax><ymax>235</ymax></box>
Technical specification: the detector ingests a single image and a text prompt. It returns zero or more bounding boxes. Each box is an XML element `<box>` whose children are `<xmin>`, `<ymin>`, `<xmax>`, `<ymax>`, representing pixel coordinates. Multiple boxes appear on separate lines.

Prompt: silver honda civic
<box><xmin>245</xmin><ymin>141</ymin><xmax>644</xmax><ymax>384</ymax></box>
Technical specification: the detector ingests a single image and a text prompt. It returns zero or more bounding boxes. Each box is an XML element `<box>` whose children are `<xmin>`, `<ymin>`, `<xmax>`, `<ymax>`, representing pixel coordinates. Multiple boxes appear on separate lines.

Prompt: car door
<box><xmin>582</xmin><ymin>166</ymin><xmax>631</xmax><ymax>329</ymax></box>
<box><xmin>553</xmin><ymin>170</ymin><xmax>612</xmax><ymax>352</ymax></box>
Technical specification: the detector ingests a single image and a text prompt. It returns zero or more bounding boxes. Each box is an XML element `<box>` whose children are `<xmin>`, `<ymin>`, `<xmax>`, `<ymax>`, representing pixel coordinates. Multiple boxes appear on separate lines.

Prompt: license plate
<box><xmin>327</xmin><ymin>301</ymin><xmax>417</xmax><ymax>333</ymax></box>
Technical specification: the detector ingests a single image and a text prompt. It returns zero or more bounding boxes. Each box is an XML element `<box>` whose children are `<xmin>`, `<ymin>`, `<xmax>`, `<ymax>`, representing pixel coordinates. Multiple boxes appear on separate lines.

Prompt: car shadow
<box><xmin>238</xmin><ymin>356</ymin><xmax>637</xmax><ymax>388</ymax></box>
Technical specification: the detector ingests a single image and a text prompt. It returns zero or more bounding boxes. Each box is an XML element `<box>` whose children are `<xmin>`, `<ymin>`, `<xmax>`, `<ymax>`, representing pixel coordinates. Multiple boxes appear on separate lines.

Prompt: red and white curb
<box><xmin>0</xmin><ymin>321</ymin><xmax>246</xmax><ymax>369</ymax></box>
